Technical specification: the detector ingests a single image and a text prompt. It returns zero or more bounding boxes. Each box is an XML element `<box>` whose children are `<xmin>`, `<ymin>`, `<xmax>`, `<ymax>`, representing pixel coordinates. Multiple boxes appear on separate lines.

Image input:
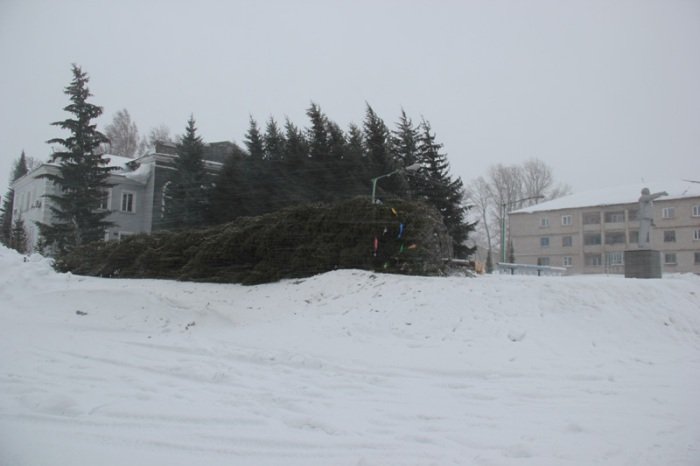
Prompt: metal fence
<box><xmin>496</xmin><ymin>262</ymin><xmax>567</xmax><ymax>276</ymax></box>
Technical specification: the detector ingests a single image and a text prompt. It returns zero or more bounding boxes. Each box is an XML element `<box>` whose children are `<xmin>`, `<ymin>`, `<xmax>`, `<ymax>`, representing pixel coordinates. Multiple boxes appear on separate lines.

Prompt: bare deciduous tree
<box><xmin>521</xmin><ymin>157</ymin><xmax>571</xmax><ymax>202</ymax></box>
<box><xmin>104</xmin><ymin>109</ymin><xmax>141</xmax><ymax>158</ymax></box>
<box><xmin>147</xmin><ymin>125</ymin><xmax>173</xmax><ymax>147</ymax></box>
<box><xmin>466</xmin><ymin>158</ymin><xmax>571</xmax><ymax>266</ymax></box>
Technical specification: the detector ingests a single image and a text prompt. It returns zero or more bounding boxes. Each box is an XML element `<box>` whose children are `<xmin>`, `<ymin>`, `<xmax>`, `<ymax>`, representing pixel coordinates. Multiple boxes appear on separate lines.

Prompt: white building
<box><xmin>508</xmin><ymin>181</ymin><xmax>700</xmax><ymax>275</ymax></box>
<box><xmin>11</xmin><ymin>142</ymin><xmax>227</xmax><ymax>253</ymax></box>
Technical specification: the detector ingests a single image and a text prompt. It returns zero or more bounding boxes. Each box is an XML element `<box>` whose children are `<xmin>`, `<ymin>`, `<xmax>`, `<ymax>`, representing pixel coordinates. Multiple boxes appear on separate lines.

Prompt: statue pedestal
<box><xmin>624</xmin><ymin>249</ymin><xmax>662</xmax><ymax>279</ymax></box>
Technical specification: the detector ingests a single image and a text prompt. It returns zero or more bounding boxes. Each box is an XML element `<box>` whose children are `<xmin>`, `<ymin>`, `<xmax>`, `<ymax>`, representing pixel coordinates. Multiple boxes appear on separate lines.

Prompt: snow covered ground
<box><xmin>1</xmin><ymin>245</ymin><xmax>699</xmax><ymax>466</ymax></box>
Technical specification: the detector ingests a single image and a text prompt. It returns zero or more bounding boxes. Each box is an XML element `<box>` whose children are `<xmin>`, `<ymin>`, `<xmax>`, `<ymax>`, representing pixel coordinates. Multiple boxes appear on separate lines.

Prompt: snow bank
<box><xmin>1</xmin><ymin>245</ymin><xmax>699</xmax><ymax>466</ymax></box>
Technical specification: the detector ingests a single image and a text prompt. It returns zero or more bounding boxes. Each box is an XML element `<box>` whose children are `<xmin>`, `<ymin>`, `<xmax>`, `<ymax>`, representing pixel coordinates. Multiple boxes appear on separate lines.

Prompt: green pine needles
<box><xmin>37</xmin><ymin>64</ymin><xmax>115</xmax><ymax>254</ymax></box>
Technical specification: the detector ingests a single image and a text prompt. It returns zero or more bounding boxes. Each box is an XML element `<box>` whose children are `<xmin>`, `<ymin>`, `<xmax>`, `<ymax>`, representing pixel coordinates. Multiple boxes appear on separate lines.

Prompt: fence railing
<box><xmin>496</xmin><ymin>262</ymin><xmax>567</xmax><ymax>276</ymax></box>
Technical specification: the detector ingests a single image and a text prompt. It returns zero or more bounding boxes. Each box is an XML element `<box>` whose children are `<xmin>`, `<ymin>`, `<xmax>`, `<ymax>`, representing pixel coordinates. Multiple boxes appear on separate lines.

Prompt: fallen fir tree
<box><xmin>55</xmin><ymin>197</ymin><xmax>454</xmax><ymax>285</ymax></box>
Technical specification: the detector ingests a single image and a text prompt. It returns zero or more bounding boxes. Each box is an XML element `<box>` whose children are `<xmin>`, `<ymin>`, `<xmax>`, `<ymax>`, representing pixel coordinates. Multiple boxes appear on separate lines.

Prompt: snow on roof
<box><xmin>512</xmin><ymin>180</ymin><xmax>700</xmax><ymax>214</ymax></box>
<box><xmin>104</xmin><ymin>154</ymin><xmax>134</xmax><ymax>169</ymax></box>
<box><xmin>120</xmin><ymin>158</ymin><xmax>153</xmax><ymax>184</ymax></box>
<box><xmin>42</xmin><ymin>154</ymin><xmax>133</xmax><ymax>170</ymax></box>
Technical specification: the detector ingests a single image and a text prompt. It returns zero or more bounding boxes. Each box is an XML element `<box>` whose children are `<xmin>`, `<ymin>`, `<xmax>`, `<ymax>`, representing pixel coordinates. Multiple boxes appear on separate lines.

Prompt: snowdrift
<box><xmin>1</xmin><ymin>245</ymin><xmax>699</xmax><ymax>466</ymax></box>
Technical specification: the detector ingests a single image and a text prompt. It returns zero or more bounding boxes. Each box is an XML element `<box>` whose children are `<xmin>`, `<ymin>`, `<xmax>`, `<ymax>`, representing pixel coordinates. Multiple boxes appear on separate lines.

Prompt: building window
<box><xmin>540</xmin><ymin>237</ymin><xmax>550</xmax><ymax>248</ymax></box>
<box><xmin>693</xmin><ymin>205</ymin><xmax>700</xmax><ymax>217</ymax></box>
<box><xmin>561</xmin><ymin>215</ymin><xmax>572</xmax><ymax>226</ymax></box>
<box><xmin>604</xmin><ymin>211</ymin><xmax>625</xmax><ymax>223</ymax></box>
<box><xmin>606</xmin><ymin>251</ymin><xmax>624</xmax><ymax>266</ymax></box>
<box><xmin>695</xmin><ymin>252</ymin><xmax>700</xmax><ymax>265</ymax></box>
<box><xmin>584</xmin><ymin>233</ymin><xmax>602</xmax><ymax>245</ymax></box>
<box><xmin>662</xmin><ymin>207</ymin><xmax>675</xmax><ymax>219</ymax></box>
<box><xmin>537</xmin><ymin>257</ymin><xmax>550</xmax><ymax>266</ymax></box>
<box><xmin>605</xmin><ymin>232</ymin><xmax>625</xmax><ymax>245</ymax></box>
<box><xmin>583</xmin><ymin>212</ymin><xmax>600</xmax><ymax>225</ymax></box>
<box><xmin>118</xmin><ymin>231</ymin><xmax>135</xmax><ymax>240</ymax></box>
<box><xmin>563</xmin><ymin>256</ymin><xmax>573</xmax><ymax>267</ymax></box>
<box><xmin>628</xmin><ymin>230</ymin><xmax>639</xmax><ymax>244</ymax></box>
<box><xmin>664</xmin><ymin>253</ymin><xmax>677</xmax><ymax>265</ymax></box>
<box><xmin>585</xmin><ymin>254</ymin><xmax>602</xmax><ymax>267</ymax></box>
<box><xmin>663</xmin><ymin>230</ymin><xmax>676</xmax><ymax>243</ymax></box>
<box><xmin>540</xmin><ymin>217</ymin><xmax>550</xmax><ymax>228</ymax></box>
<box><xmin>694</xmin><ymin>229</ymin><xmax>700</xmax><ymax>241</ymax></box>
<box><xmin>562</xmin><ymin>236</ymin><xmax>573</xmax><ymax>247</ymax></box>
<box><xmin>121</xmin><ymin>192</ymin><xmax>135</xmax><ymax>213</ymax></box>
<box><xmin>98</xmin><ymin>189</ymin><xmax>111</xmax><ymax>210</ymax></box>
<box><xmin>627</xmin><ymin>209</ymin><xmax>638</xmax><ymax>221</ymax></box>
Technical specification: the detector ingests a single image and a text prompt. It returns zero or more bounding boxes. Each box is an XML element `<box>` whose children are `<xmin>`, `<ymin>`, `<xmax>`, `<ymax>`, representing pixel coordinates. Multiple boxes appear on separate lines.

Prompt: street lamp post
<box><xmin>500</xmin><ymin>195</ymin><xmax>544</xmax><ymax>263</ymax></box>
<box><xmin>371</xmin><ymin>163</ymin><xmax>421</xmax><ymax>204</ymax></box>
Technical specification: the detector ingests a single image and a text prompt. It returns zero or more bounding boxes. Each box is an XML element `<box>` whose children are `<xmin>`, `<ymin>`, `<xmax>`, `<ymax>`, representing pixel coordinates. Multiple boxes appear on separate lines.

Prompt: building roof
<box><xmin>512</xmin><ymin>180</ymin><xmax>700</xmax><ymax>214</ymax></box>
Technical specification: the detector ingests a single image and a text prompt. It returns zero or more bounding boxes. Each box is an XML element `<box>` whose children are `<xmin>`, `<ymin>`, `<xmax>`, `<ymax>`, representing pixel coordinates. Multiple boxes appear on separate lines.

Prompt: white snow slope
<box><xmin>1</xmin><ymin>246</ymin><xmax>699</xmax><ymax>466</ymax></box>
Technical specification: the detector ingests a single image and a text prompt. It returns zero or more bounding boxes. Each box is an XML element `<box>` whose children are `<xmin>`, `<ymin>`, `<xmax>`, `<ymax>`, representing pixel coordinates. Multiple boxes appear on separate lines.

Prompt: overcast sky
<box><xmin>1</xmin><ymin>0</ymin><xmax>698</xmax><ymax>194</ymax></box>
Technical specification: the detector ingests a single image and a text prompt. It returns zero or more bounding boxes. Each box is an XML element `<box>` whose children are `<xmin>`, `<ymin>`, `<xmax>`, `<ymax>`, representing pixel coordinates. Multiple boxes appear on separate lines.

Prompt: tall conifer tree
<box><xmin>363</xmin><ymin>104</ymin><xmax>407</xmax><ymax>200</ymax></box>
<box><xmin>163</xmin><ymin>116</ymin><xmax>208</xmax><ymax>229</ymax></box>
<box><xmin>391</xmin><ymin>109</ymin><xmax>421</xmax><ymax>198</ymax></box>
<box><xmin>391</xmin><ymin>109</ymin><xmax>420</xmax><ymax>167</ymax></box>
<box><xmin>415</xmin><ymin>119</ymin><xmax>474</xmax><ymax>257</ymax></box>
<box><xmin>263</xmin><ymin>117</ymin><xmax>285</xmax><ymax>162</ymax></box>
<box><xmin>244</xmin><ymin>117</ymin><xmax>265</xmax><ymax>160</ymax></box>
<box><xmin>0</xmin><ymin>151</ymin><xmax>29</xmax><ymax>246</ymax></box>
<box><xmin>304</xmin><ymin>103</ymin><xmax>333</xmax><ymax>198</ymax></box>
<box><xmin>345</xmin><ymin>123</ymin><xmax>365</xmax><ymax>163</ymax></box>
<box><xmin>37</xmin><ymin>65</ymin><xmax>114</xmax><ymax>254</ymax></box>
<box><xmin>305</xmin><ymin>103</ymin><xmax>330</xmax><ymax>162</ymax></box>
<box><xmin>283</xmin><ymin>118</ymin><xmax>308</xmax><ymax>170</ymax></box>
<box><xmin>208</xmin><ymin>143</ymin><xmax>248</xmax><ymax>223</ymax></box>
<box><xmin>282</xmin><ymin>119</ymin><xmax>311</xmax><ymax>203</ymax></box>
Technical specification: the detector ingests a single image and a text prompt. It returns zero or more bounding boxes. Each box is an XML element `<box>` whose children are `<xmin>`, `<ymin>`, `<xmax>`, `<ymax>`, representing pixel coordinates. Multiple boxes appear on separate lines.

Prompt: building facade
<box><xmin>508</xmin><ymin>182</ymin><xmax>700</xmax><ymax>275</ymax></box>
<box><xmin>11</xmin><ymin>142</ymin><xmax>227</xmax><ymax>253</ymax></box>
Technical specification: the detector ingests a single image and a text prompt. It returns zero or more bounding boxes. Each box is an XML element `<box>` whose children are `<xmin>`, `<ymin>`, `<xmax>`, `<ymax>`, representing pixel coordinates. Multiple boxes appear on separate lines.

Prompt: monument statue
<box><xmin>638</xmin><ymin>188</ymin><xmax>668</xmax><ymax>249</ymax></box>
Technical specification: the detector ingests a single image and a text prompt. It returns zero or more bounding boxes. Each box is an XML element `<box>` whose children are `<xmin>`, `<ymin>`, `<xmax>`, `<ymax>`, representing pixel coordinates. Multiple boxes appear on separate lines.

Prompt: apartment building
<box><xmin>508</xmin><ymin>181</ymin><xmax>700</xmax><ymax>275</ymax></box>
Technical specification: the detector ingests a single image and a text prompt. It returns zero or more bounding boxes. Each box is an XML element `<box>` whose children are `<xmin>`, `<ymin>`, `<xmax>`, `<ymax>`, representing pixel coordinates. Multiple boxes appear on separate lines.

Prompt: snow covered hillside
<box><xmin>1</xmin><ymin>245</ymin><xmax>699</xmax><ymax>466</ymax></box>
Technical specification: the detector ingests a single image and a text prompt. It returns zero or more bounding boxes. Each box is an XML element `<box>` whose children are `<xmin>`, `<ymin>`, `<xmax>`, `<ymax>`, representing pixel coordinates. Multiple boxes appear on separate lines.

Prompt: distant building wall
<box><xmin>510</xmin><ymin>194</ymin><xmax>700</xmax><ymax>275</ymax></box>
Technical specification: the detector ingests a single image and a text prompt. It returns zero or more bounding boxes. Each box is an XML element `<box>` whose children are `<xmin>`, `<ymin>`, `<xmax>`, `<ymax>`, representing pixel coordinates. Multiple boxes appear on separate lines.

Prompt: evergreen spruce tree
<box><xmin>263</xmin><ymin>117</ymin><xmax>285</xmax><ymax>162</ymax></box>
<box><xmin>37</xmin><ymin>65</ymin><xmax>114</xmax><ymax>254</ymax></box>
<box><xmin>263</xmin><ymin>117</ymin><xmax>288</xmax><ymax>209</ymax></box>
<box><xmin>283</xmin><ymin>118</ymin><xmax>308</xmax><ymax>170</ymax></box>
<box><xmin>208</xmin><ymin>143</ymin><xmax>248</xmax><ymax>223</ymax></box>
<box><xmin>9</xmin><ymin>217</ymin><xmax>28</xmax><ymax>254</ymax></box>
<box><xmin>242</xmin><ymin>117</ymin><xmax>273</xmax><ymax>214</ymax></box>
<box><xmin>345</xmin><ymin>123</ymin><xmax>365</xmax><ymax>163</ymax></box>
<box><xmin>163</xmin><ymin>116</ymin><xmax>209</xmax><ymax>229</ymax></box>
<box><xmin>363</xmin><ymin>104</ymin><xmax>407</xmax><ymax>200</ymax></box>
<box><xmin>244</xmin><ymin>117</ymin><xmax>265</xmax><ymax>160</ymax></box>
<box><xmin>325</xmin><ymin>120</ymin><xmax>349</xmax><ymax>200</ymax></box>
<box><xmin>415</xmin><ymin>119</ymin><xmax>475</xmax><ymax>258</ymax></box>
<box><xmin>0</xmin><ymin>151</ymin><xmax>29</xmax><ymax>246</ymax></box>
<box><xmin>305</xmin><ymin>103</ymin><xmax>333</xmax><ymax>199</ymax></box>
<box><xmin>342</xmin><ymin>123</ymin><xmax>369</xmax><ymax>197</ymax></box>
<box><xmin>391</xmin><ymin>109</ymin><xmax>421</xmax><ymax>198</ymax></box>
<box><xmin>391</xmin><ymin>109</ymin><xmax>420</xmax><ymax>166</ymax></box>
<box><xmin>305</xmin><ymin>102</ymin><xmax>330</xmax><ymax>162</ymax></box>
<box><xmin>282</xmin><ymin>118</ymin><xmax>311</xmax><ymax>203</ymax></box>
<box><xmin>326</xmin><ymin>121</ymin><xmax>346</xmax><ymax>162</ymax></box>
